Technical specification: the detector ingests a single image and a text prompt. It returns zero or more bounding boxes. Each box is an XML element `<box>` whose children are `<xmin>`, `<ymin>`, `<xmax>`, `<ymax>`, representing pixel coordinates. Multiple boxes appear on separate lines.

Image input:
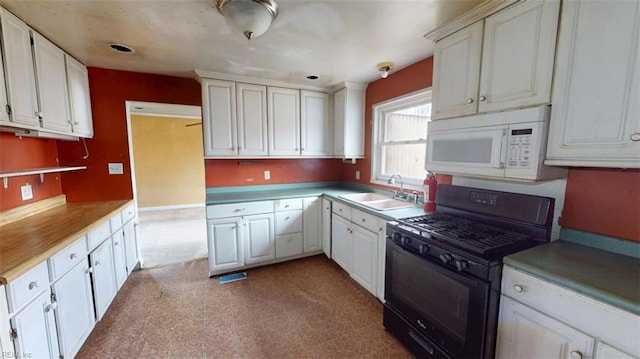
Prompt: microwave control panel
<box><xmin>507</xmin><ymin>128</ymin><xmax>534</xmax><ymax>168</ymax></box>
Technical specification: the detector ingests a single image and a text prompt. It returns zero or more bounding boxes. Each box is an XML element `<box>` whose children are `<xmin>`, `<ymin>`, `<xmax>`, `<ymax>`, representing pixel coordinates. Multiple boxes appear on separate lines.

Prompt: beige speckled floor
<box><xmin>76</xmin><ymin>255</ymin><xmax>412</xmax><ymax>359</ymax></box>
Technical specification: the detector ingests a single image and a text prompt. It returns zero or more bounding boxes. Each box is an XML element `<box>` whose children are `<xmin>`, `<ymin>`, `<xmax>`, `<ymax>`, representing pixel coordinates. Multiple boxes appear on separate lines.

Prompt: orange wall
<box><xmin>56</xmin><ymin>68</ymin><xmax>201</xmax><ymax>203</ymax></box>
<box><xmin>0</xmin><ymin>133</ymin><xmax>62</xmax><ymax>210</ymax></box>
<box><xmin>340</xmin><ymin>56</ymin><xmax>452</xmax><ymax>191</ymax></box>
<box><xmin>205</xmin><ymin>159</ymin><xmax>342</xmax><ymax>187</ymax></box>
<box><xmin>561</xmin><ymin>168</ymin><xmax>640</xmax><ymax>241</ymax></box>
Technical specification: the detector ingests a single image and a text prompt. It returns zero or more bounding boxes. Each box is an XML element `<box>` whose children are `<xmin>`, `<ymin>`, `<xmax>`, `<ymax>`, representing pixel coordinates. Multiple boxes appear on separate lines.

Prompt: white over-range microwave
<box><xmin>425</xmin><ymin>105</ymin><xmax>567</xmax><ymax>181</ymax></box>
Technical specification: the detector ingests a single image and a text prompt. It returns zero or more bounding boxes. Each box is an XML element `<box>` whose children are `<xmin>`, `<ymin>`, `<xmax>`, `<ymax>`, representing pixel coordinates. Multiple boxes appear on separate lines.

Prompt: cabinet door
<box><xmin>376</xmin><ymin>218</ymin><xmax>386</xmax><ymax>302</ymax></box>
<box><xmin>432</xmin><ymin>21</ymin><xmax>483</xmax><ymax>120</ymax></box>
<box><xmin>596</xmin><ymin>342</ymin><xmax>637</xmax><ymax>359</ymax></box>
<box><xmin>207</xmin><ymin>217</ymin><xmax>244</xmax><ymax>273</ymax></box>
<box><xmin>51</xmin><ymin>259</ymin><xmax>95</xmax><ymax>359</ymax></box>
<box><xmin>32</xmin><ymin>32</ymin><xmax>71</xmax><ymax>134</ymax></box>
<box><xmin>333</xmin><ymin>88</ymin><xmax>346</xmax><ymax>156</ymax></box>
<box><xmin>300</xmin><ymin>90</ymin><xmax>331</xmax><ymax>157</ymax></box>
<box><xmin>331</xmin><ymin>214</ymin><xmax>351</xmax><ymax>272</ymax></box>
<box><xmin>496</xmin><ymin>295</ymin><xmax>595</xmax><ymax>359</ymax></box>
<box><xmin>302</xmin><ymin>197</ymin><xmax>322</xmax><ymax>253</ymax></box>
<box><xmin>65</xmin><ymin>55</ymin><xmax>93</xmax><ymax>137</ymax></box>
<box><xmin>111</xmin><ymin>232</ymin><xmax>127</xmax><ymax>289</ymax></box>
<box><xmin>0</xmin><ymin>9</ymin><xmax>39</xmax><ymax>127</ymax></box>
<box><xmin>546</xmin><ymin>0</ymin><xmax>640</xmax><ymax>166</ymax></box>
<box><xmin>334</xmin><ymin>86</ymin><xmax>365</xmax><ymax>158</ymax></box>
<box><xmin>243</xmin><ymin>213</ymin><xmax>274</xmax><ymax>265</ymax></box>
<box><xmin>268</xmin><ymin>86</ymin><xmax>300</xmax><ymax>156</ymax></box>
<box><xmin>90</xmin><ymin>239</ymin><xmax>117</xmax><ymax>320</ymax></box>
<box><xmin>123</xmin><ymin>220</ymin><xmax>138</xmax><ymax>273</ymax></box>
<box><xmin>322</xmin><ymin>198</ymin><xmax>331</xmax><ymax>258</ymax></box>
<box><xmin>478</xmin><ymin>0</ymin><xmax>559</xmax><ymax>113</ymax></box>
<box><xmin>351</xmin><ymin>225</ymin><xmax>378</xmax><ymax>296</ymax></box>
<box><xmin>275</xmin><ymin>233</ymin><xmax>303</xmax><ymax>259</ymax></box>
<box><xmin>10</xmin><ymin>289</ymin><xmax>59</xmax><ymax>359</ymax></box>
<box><xmin>202</xmin><ymin>79</ymin><xmax>237</xmax><ymax>157</ymax></box>
<box><xmin>0</xmin><ymin>41</ymin><xmax>10</xmax><ymax>124</ymax></box>
<box><xmin>236</xmin><ymin>83</ymin><xmax>268</xmax><ymax>156</ymax></box>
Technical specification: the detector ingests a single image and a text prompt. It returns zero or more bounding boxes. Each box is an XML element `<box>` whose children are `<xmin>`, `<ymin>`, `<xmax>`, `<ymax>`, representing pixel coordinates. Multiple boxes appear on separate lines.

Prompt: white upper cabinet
<box><xmin>202</xmin><ymin>79</ymin><xmax>237</xmax><ymax>157</ymax></box>
<box><xmin>268</xmin><ymin>86</ymin><xmax>300</xmax><ymax>156</ymax></box>
<box><xmin>236</xmin><ymin>83</ymin><xmax>268</xmax><ymax>156</ymax></box>
<box><xmin>432</xmin><ymin>21</ymin><xmax>483</xmax><ymax>120</ymax></box>
<box><xmin>0</xmin><ymin>8</ymin><xmax>39</xmax><ymax>128</ymax></box>
<box><xmin>300</xmin><ymin>90</ymin><xmax>332</xmax><ymax>157</ymax></box>
<box><xmin>333</xmin><ymin>84</ymin><xmax>365</xmax><ymax>158</ymax></box>
<box><xmin>32</xmin><ymin>32</ymin><xmax>71</xmax><ymax>133</ymax></box>
<box><xmin>65</xmin><ymin>55</ymin><xmax>93</xmax><ymax>137</ymax></box>
<box><xmin>546</xmin><ymin>0</ymin><xmax>640</xmax><ymax>168</ymax></box>
<box><xmin>432</xmin><ymin>0</ymin><xmax>560</xmax><ymax>120</ymax></box>
<box><xmin>0</xmin><ymin>39</ymin><xmax>9</xmax><ymax>124</ymax></box>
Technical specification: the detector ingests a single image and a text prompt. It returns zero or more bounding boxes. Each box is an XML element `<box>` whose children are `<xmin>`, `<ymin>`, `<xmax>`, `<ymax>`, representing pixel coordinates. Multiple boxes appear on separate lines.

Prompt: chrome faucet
<box><xmin>387</xmin><ymin>173</ymin><xmax>405</xmax><ymax>199</ymax></box>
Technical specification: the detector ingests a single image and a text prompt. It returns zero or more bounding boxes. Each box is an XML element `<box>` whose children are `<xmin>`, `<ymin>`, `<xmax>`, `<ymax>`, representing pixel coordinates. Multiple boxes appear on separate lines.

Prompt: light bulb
<box><xmin>381</xmin><ymin>69</ymin><xmax>389</xmax><ymax>79</ymax></box>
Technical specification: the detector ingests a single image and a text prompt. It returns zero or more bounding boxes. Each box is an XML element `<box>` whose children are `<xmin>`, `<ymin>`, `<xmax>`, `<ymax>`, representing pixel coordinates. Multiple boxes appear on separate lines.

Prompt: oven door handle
<box><xmin>409</xmin><ymin>330</ymin><xmax>434</xmax><ymax>355</ymax></box>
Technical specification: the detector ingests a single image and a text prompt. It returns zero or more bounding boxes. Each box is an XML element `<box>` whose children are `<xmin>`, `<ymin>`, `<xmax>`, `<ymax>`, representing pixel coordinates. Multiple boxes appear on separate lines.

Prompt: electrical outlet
<box><xmin>264</xmin><ymin>171</ymin><xmax>271</xmax><ymax>180</ymax></box>
<box><xmin>108</xmin><ymin>163</ymin><xmax>124</xmax><ymax>175</ymax></box>
<box><xmin>355</xmin><ymin>170</ymin><xmax>360</xmax><ymax>180</ymax></box>
<box><xmin>21</xmin><ymin>183</ymin><xmax>33</xmax><ymax>201</ymax></box>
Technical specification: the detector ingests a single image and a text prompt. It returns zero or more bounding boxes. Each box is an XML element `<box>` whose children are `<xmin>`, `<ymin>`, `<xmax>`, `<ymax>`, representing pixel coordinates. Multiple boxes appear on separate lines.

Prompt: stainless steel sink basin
<box><xmin>338</xmin><ymin>193</ymin><xmax>416</xmax><ymax>211</ymax></box>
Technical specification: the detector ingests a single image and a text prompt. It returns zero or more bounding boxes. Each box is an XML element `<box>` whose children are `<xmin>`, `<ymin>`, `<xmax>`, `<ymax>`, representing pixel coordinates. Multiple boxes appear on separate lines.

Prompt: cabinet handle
<box><xmin>114</xmin><ymin>241</ymin><xmax>119</xmax><ymax>246</ymax></box>
<box><xmin>285</xmin><ymin>216</ymin><xmax>290</xmax><ymax>220</ymax></box>
<box><xmin>479</xmin><ymin>95</ymin><xmax>486</xmax><ymax>101</ymax></box>
<box><xmin>513</xmin><ymin>284</ymin><xmax>524</xmax><ymax>293</ymax></box>
<box><xmin>361</xmin><ymin>218</ymin><xmax>366</xmax><ymax>222</ymax></box>
<box><xmin>28</xmin><ymin>280</ymin><xmax>39</xmax><ymax>290</ymax></box>
<box><xmin>630</xmin><ymin>133</ymin><xmax>640</xmax><ymax>141</ymax></box>
<box><xmin>338</xmin><ymin>208</ymin><xmax>343</xmax><ymax>212</ymax></box>
<box><xmin>466</xmin><ymin>98</ymin><xmax>474</xmax><ymax>104</ymax></box>
<box><xmin>95</xmin><ymin>260</ymin><xmax>101</xmax><ymax>266</ymax></box>
<box><xmin>85</xmin><ymin>267</ymin><xmax>92</xmax><ymax>274</ymax></box>
<box><xmin>570</xmin><ymin>351</ymin><xmax>583</xmax><ymax>359</ymax></box>
<box><xmin>285</xmin><ymin>204</ymin><xmax>290</xmax><ymax>208</ymax></box>
<box><xmin>233</xmin><ymin>208</ymin><xmax>245</xmax><ymax>212</ymax></box>
<box><xmin>69</xmin><ymin>253</ymin><xmax>77</xmax><ymax>260</ymax></box>
<box><xmin>294</xmin><ymin>148</ymin><xmax>299</xmax><ymax>151</ymax></box>
<box><xmin>301</xmin><ymin>148</ymin><xmax>304</xmax><ymax>151</ymax></box>
<box><xmin>45</xmin><ymin>304</ymin><xmax>53</xmax><ymax>313</ymax></box>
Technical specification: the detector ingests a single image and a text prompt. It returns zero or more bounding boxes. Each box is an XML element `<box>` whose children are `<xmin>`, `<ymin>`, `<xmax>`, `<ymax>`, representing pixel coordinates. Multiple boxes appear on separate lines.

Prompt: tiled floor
<box><xmin>76</xmin><ymin>255</ymin><xmax>412</xmax><ymax>359</ymax></box>
<box><xmin>138</xmin><ymin>207</ymin><xmax>208</xmax><ymax>268</ymax></box>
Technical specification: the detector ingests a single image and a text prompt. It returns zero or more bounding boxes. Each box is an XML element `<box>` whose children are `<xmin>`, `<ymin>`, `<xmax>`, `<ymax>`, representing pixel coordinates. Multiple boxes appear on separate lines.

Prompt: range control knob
<box><xmin>455</xmin><ymin>259</ymin><xmax>469</xmax><ymax>272</ymax></box>
<box><xmin>418</xmin><ymin>244</ymin><xmax>430</xmax><ymax>254</ymax></box>
<box><xmin>400</xmin><ymin>236</ymin><xmax>411</xmax><ymax>246</ymax></box>
<box><xmin>392</xmin><ymin>232</ymin><xmax>403</xmax><ymax>242</ymax></box>
<box><xmin>439</xmin><ymin>253</ymin><xmax>452</xmax><ymax>264</ymax></box>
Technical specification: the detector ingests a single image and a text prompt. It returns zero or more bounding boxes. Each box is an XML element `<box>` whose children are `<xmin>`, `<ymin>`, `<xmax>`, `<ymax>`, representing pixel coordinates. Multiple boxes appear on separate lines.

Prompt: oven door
<box><xmin>385</xmin><ymin>239</ymin><xmax>490</xmax><ymax>359</ymax></box>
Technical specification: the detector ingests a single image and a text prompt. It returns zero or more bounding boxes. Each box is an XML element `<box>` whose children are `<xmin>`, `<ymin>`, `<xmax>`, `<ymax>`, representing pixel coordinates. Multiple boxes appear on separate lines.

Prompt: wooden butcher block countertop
<box><xmin>0</xmin><ymin>200</ymin><xmax>132</xmax><ymax>284</ymax></box>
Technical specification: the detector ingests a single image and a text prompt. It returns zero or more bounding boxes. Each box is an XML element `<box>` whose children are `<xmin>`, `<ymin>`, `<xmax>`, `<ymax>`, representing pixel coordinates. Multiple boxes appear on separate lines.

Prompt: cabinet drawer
<box><xmin>6</xmin><ymin>261</ymin><xmax>49</xmax><ymax>313</ymax></box>
<box><xmin>502</xmin><ymin>265</ymin><xmax>640</xmax><ymax>354</ymax></box>
<box><xmin>110</xmin><ymin>212</ymin><xmax>123</xmax><ymax>232</ymax></box>
<box><xmin>207</xmin><ymin>200</ymin><xmax>273</xmax><ymax>219</ymax></box>
<box><xmin>332</xmin><ymin>201</ymin><xmax>352</xmax><ymax>219</ymax></box>
<box><xmin>351</xmin><ymin>209</ymin><xmax>382</xmax><ymax>233</ymax></box>
<box><xmin>274</xmin><ymin>198</ymin><xmax>303</xmax><ymax>212</ymax></box>
<box><xmin>275</xmin><ymin>233</ymin><xmax>303</xmax><ymax>258</ymax></box>
<box><xmin>275</xmin><ymin>210</ymin><xmax>303</xmax><ymax>235</ymax></box>
<box><xmin>48</xmin><ymin>236</ymin><xmax>87</xmax><ymax>280</ymax></box>
<box><xmin>87</xmin><ymin>221</ymin><xmax>111</xmax><ymax>251</ymax></box>
<box><xmin>121</xmin><ymin>204</ymin><xmax>135</xmax><ymax>223</ymax></box>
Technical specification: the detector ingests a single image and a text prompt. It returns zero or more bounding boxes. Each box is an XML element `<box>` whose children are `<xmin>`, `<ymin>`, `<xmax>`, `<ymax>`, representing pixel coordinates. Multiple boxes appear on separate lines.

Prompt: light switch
<box><xmin>264</xmin><ymin>171</ymin><xmax>271</xmax><ymax>180</ymax></box>
<box><xmin>355</xmin><ymin>171</ymin><xmax>360</xmax><ymax>180</ymax></box>
<box><xmin>108</xmin><ymin>163</ymin><xmax>124</xmax><ymax>175</ymax></box>
<box><xmin>21</xmin><ymin>183</ymin><xmax>33</xmax><ymax>201</ymax></box>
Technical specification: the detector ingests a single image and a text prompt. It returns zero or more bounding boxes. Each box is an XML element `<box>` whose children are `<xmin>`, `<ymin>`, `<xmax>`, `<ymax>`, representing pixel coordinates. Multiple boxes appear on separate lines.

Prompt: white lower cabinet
<box><xmin>275</xmin><ymin>233</ymin><xmax>303</xmax><ymax>259</ymax></box>
<box><xmin>10</xmin><ymin>288</ymin><xmax>60</xmax><ymax>359</ymax></box>
<box><xmin>496</xmin><ymin>295</ymin><xmax>595</xmax><ymax>359</ymax></box>
<box><xmin>123</xmin><ymin>220</ymin><xmax>138</xmax><ymax>273</ymax></box>
<box><xmin>597</xmin><ymin>342</ymin><xmax>637</xmax><ymax>359</ymax></box>
<box><xmin>350</xmin><ymin>225</ymin><xmax>377</xmax><ymax>295</ymax></box>
<box><xmin>51</xmin><ymin>258</ymin><xmax>95</xmax><ymax>359</ymax></box>
<box><xmin>90</xmin><ymin>239</ymin><xmax>117</xmax><ymax>320</ymax></box>
<box><xmin>331</xmin><ymin>214</ymin><xmax>351</xmax><ymax>272</ymax></box>
<box><xmin>303</xmin><ymin>197</ymin><xmax>322</xmax><ymax>253</ymax></box>
<box><xmin>244</xmin><ymin>213</ymin><xmax>275</xmax><ymax>265</ymax></box>
<box><xmin>111</xmin><ymin>231</ymin><xmax>127</xmax><ymax>290</ymax></box>
<box><xmin>207</xmin><ymin>217</ymin><xmax>244</xmax><ymax>273</ymax></box>
<box><xmin>322</xmin><ymin>198</ymin><xmax>332</xmax><ymax>258</ymax></box>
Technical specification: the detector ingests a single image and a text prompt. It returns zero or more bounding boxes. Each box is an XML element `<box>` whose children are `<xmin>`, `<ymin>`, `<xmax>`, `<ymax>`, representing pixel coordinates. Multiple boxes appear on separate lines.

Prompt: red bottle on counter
<box><xmin>423</xmin><ymin>172</ymin><xmax>437</xmax><ymax>213</ymax></box>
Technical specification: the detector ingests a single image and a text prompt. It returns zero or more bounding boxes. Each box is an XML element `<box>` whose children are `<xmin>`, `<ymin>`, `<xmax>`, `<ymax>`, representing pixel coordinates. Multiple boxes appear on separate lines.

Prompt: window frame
<box><xmin>370</xmin><ymin>88</ymin><xmax>432</xmax><ymax>191</ymax></box>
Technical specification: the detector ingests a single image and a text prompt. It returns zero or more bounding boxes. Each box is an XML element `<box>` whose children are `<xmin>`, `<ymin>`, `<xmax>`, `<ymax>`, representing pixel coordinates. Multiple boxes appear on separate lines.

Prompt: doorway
<box><xmin>125</xmin><ymin>101</ymin><xmax>207</xmax><ymax>268</ymax></box>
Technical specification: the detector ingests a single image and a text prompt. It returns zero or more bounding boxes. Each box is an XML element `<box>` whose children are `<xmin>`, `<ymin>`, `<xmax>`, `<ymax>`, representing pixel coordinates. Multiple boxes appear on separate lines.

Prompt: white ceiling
<box><xmin>0</xmin><ymin>0</ymin><xmax>482</xmax><ymax>87</ymax></box>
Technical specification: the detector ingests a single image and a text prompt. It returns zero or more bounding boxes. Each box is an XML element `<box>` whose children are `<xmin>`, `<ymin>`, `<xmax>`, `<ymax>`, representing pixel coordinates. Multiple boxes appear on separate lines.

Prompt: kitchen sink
<box><xmin>338</xmin><ymin>193</ymin><xmax>416</xmax><ymax>211</ymax></box>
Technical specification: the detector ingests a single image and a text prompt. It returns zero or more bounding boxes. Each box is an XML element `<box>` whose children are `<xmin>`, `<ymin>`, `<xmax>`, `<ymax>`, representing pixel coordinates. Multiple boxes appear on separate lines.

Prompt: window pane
<box><xmin>382</xmin><ymin>143</ymin><xmax>426</xmax><ymax>179</ymax></box>
<box><xmin>384</xmin><ymin>104</ymin><xmax>431</xmax><ymax>142</ymax></box>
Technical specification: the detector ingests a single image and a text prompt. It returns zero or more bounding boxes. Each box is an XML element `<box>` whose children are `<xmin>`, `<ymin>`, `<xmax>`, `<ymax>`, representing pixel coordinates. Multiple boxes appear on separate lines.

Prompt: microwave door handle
<box><xmin>498</xmin><ymin>129</ymin><xmax>507</xmax><ymax>169</ymax></box>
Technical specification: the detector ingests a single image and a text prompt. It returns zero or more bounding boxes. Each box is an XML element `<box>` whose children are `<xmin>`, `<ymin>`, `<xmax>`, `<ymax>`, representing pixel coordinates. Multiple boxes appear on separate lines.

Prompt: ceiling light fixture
<box><xmin>109</xmin><ymin>43</ymin><xmax>134</xmax><ymax>53</ymax></box>
<box><xmin>216</xmin><ymin>0</ymin><xmax>279</xmax><ymax>40</ymax></box>
<box><xmin>377</xmin><ymin>61</ymin><xmax>394</xmax><ymax>79</ymax></box>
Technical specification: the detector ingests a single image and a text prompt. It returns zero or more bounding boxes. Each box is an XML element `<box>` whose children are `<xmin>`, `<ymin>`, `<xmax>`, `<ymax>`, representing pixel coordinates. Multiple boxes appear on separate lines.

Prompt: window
<box><xmin>371</xmin><ymin>88</ymin><xmax>432</xmax><ymax>189</ymax></box>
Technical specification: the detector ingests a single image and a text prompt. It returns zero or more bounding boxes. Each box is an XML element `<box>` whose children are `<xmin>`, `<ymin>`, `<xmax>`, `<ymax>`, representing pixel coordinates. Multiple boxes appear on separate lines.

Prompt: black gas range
<box><xmin>384</xmin><ymin>184</ymin><xmax>554</xmax><ymax>359</ymax></box>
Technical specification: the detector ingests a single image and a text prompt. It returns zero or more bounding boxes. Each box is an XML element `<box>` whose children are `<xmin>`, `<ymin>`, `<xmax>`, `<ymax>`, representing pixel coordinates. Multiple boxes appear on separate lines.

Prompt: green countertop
<box><xmin>206</xmin><ymin>182</ymin><xmax>427</xmax><ymax>220</ymax></box>
<box><xmin>504</xmin><ymin>238</ymin><xmax>640</xmax><ymax>315</ymax></box>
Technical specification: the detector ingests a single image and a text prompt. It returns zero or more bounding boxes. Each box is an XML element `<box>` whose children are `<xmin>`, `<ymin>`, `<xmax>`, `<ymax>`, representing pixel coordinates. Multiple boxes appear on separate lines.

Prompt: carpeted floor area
<box><xmin>138</xmin><ymin>207</ymin><xmax>208</xmax><ymax>268</ymax></box>
<box><xmin>76</xmin><ymin>255</ymin><xmax>412</xmax><ymax>359</ymax></box>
